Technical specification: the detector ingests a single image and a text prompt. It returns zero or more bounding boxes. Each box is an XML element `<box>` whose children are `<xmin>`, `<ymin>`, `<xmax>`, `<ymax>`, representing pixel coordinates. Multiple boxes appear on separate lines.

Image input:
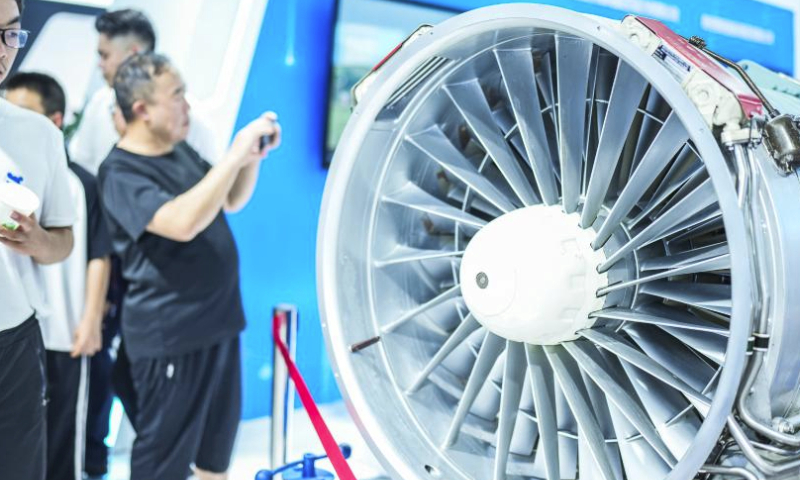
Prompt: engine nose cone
<box><xmin>460</xmin><ymin>205</ymin><xmax>608</xmax><ymax>344</ymax></box>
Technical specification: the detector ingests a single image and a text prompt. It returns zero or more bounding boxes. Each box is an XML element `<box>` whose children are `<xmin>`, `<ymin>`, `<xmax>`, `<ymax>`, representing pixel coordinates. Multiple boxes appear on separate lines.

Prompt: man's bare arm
<box><xmin>147</xmin><ymin>160</ymin><xmax>241</xmax><ymax>242</ymax></box>
<box><xmin>72</xmin><ymin>256</ymin><xmax>111</xmax><ymax>358</ymax></box>
<box><xmin>0</xmin><ymin>212</ymin><xmax>73</xmax><ymax>264</ymax></box>
<box><xmin>147</xmin><ymin>114</ymin><xmax>279</xmax><ymax>241</ymax></box>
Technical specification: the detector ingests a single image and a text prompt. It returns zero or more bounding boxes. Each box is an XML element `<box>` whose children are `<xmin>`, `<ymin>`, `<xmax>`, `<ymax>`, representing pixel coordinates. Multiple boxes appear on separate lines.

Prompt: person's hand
<box><xmin>0</xmin><ymin>212</ymin><xmax>49</xmax><ymax>258</ymax></box>
<box><xmin>226</xmin><ymin>112</ymin><xmax>281</xmax><ymax>167</ymax></box>
<box><xmin>260</xmin><ymin>111</ymin><xmax>282</xmax><ymax>153</ymax></box>
<box><xmin>71</xmin><ymin>316</ymin><xmax>102</xmax><ymax>358</ymax></box>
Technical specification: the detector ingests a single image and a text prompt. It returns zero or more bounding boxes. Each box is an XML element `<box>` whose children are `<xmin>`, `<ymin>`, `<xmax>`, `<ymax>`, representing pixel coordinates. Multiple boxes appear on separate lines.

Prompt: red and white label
<box><xmin>635</xmin><ymin>16</ymin><xmax>764</xmax><ymax>118</ymax></box>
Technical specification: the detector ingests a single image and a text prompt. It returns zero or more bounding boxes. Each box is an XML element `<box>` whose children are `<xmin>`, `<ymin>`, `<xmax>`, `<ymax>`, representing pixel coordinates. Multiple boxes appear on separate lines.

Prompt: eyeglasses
<box><xmin>0</xmin><ymin>28</ymin><xmax>30</xmax><ymax>49</ymax></box>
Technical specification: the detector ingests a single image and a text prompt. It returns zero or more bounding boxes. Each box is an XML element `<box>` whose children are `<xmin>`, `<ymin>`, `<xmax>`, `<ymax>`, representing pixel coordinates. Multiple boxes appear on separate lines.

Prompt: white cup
<box><xmin>0</xmin><ymin>182</ymin><xmax>40</xmax><ymax>231</ymax></box>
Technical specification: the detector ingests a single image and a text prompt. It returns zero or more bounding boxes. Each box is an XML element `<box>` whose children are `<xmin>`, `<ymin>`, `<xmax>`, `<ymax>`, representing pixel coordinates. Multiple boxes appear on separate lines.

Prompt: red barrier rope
<box><xmin>272</xmin><ymin>311</ymin><xmax>357</xmax><ymax>480</ymax></box>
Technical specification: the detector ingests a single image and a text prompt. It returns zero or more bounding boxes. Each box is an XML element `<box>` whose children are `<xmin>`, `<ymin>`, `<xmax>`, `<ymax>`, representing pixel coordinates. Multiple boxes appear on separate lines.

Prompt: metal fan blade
<box><xmin>555</xmin><ymin>36</ymin><xmax>593</xmax><ymax>213</ymax></box>
<box><xmin>407</xmin><ymin>126</ymin><xmax>518</xmax><ymax>212</ymax></box>
<box><xmin>443</xmin><ymin>332</ymin><xmax>505</xmax><ymax>447</ymax></box>
<box><xmin>383</xmin><ymin>182</ymin><xmax>488</xmax><ymax>229</ymax></box>
<box><xmin>495</xmin><ymin>49</ymin><xmax>559</xmax><ymax>205</ymax></box>
<box><xmin>581</xmin><ymin>61</ymin><xmax>648</xmax><ymax>228</ymax></box>
<box><xmin>445</xmin><ymin>81</ymin><xmax>539</xmax><ymax>206</ymax></box>
<box><xmin>593</xmin><ymin>112</ymin><xmax>688</xmax><ymax>247</ymax></box>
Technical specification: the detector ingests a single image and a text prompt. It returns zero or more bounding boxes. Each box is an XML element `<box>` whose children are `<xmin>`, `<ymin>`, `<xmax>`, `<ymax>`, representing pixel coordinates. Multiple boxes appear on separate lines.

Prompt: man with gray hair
<box><xmin>68</xmin><ymin>11</ymin><xmax>224</xmax><ymax>477</ymax></box>
<box><xmin>98</xmin><ymin>52</ymin><xmax>280</xmax><ymax>480</ymax></box>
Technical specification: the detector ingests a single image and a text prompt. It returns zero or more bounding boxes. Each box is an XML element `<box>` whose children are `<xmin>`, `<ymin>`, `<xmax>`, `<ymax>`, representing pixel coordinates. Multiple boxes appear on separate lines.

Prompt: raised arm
<box><xmin>147</xmin><ymin>113</ymin><xmax>279</xmax><ymax>242</ymax></box>
<box><xmin>225</xmin><ymin>113</ymin><xmax>281</xmax><ymax>213</ymax></box>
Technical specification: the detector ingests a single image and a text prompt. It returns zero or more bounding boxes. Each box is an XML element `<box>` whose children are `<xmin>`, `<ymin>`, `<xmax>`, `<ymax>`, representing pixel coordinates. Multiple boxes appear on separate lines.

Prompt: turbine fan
<box><xmin>318</xmin><ymin>5</ymin><xmax>800</xmax><ymax>480</ymax></box>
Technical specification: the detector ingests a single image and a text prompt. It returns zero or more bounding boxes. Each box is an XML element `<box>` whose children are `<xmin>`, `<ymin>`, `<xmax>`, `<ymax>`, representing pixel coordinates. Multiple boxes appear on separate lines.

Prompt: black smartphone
<box><xmin>259</xmin><ymin>134</ymin><xmax>274</xmax><ymax>151</ymax></box>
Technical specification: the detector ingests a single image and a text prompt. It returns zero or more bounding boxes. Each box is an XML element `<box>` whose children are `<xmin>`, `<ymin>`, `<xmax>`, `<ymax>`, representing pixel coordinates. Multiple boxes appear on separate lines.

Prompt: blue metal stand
<box><xmin>255</xmin><ymin>444</ymin><xmax>352</xmax><ymax>480</ymax></box>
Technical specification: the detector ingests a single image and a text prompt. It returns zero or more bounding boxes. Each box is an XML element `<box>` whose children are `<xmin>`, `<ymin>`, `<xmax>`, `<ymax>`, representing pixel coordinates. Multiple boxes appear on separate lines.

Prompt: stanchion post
<box><xmin>271</xmin><ymin>304</ymin><xmax>298</xmax><ymax>469</ymax></box>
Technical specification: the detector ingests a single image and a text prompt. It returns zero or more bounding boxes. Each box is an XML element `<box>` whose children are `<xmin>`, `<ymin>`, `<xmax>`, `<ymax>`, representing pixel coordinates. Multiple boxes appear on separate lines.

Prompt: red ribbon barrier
<box><xmin>272</xmin><ymin>311</ymin><xmax>357</xmax><ymax>480</ymax></box>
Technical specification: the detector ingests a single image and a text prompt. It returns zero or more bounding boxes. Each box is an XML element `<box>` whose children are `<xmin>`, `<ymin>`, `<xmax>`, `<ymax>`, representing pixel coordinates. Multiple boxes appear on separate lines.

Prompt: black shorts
<box><xmin>130</xmin><ymin>336</ymin><xmax>242</xmax><ymax>480</ymax></box>
<box><xmin>0</xmin><ymin>316</ymin><xmax>47</xmax><ymax>480</ymax></box>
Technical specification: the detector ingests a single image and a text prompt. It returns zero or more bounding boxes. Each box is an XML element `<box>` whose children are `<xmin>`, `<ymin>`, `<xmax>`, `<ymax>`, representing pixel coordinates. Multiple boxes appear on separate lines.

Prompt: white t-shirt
<box><xmin>69</xmin><ymin>86</ymin><xmax>221</xmax><ymax>175</ymax></box>
<box><xmin>38</xmin><ymin>170</ymin><xmax>86</xmax><ymax>351</ymax></box>
<box><xmin>0</xmin><ymin>98</ymin><xmax>76</xmax><ymax>332</ymax></box>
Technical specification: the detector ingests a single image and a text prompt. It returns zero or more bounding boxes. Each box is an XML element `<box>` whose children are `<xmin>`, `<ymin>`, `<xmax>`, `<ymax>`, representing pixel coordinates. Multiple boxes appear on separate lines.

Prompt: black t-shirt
<box><xmin>98</xmin><ymin>143</ymin><xmax>245</xmax><ymax>361</ymax></box>
<box><xmin>68</xmin><ymin>161</ymin><xmax>113</xmax><ymax>261</ymax></box>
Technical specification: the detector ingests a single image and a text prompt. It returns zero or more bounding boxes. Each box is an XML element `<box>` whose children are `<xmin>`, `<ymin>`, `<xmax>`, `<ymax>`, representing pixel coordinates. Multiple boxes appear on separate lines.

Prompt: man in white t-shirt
<box><xmin>5</xmin><ymin>71</ymin><xmax>113</xmax><ymax>480</ymax></box>
<box><xmin>69</xmin><ymin>8</ymin><xmax>219</xmax><ymax>176</ymax></box>
<box><xmin>0</xmin><ymin>1</ymin><xmax>76</xmax><ymax>479</ymax></box>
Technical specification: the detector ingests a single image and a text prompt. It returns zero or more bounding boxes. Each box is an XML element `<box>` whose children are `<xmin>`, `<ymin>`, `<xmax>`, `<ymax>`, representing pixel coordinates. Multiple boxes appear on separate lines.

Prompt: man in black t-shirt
<box><xmin>98</xmin><ymin>53</ymin><xmax>280</xmax><ymax>480</ymax></box>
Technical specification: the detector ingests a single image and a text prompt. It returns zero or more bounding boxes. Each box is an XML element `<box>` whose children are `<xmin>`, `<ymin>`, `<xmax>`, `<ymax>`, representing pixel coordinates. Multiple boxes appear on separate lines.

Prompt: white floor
<box><xmin>106</xmin><ymin>402</ymin><xmax>389</xmax><ymax>480</ymax></box>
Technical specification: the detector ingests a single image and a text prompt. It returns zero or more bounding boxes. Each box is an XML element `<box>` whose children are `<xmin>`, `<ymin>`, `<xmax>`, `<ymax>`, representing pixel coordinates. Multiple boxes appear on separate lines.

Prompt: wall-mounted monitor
<box><xmin>324</xmin><ymin>0</ymin><xmax>458</xmax><ymax>167</ymax></box>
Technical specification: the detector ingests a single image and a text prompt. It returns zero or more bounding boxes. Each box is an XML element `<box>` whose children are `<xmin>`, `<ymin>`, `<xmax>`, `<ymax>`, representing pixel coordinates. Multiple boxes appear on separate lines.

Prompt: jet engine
<box><xmin>317</xmin><ymin>5</ymin><xmax>800</xmax><ymax>479</ymax></box>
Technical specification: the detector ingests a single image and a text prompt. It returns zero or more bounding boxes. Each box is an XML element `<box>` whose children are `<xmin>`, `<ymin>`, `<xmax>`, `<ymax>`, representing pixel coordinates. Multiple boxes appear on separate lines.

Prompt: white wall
<box><xmin>21</xmin><ymin>0</ymin><xmax>269</xmax><ymax>152</ymax></box>
<box><xmin>18</xmin><ymin>12</ymin><xmax>102</xmax><ymax>121</ymax></box>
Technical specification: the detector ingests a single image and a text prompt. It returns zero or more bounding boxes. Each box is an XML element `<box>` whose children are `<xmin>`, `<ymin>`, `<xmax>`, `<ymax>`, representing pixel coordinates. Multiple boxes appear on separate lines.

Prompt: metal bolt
<box><xmin>689</xmin><ymin>35</ymin><xmax>707</xmax><ymax>49</ymax></box>
<box><xmin>777</xmin><ymin>419</ymin><xmax>796</xmax><ymax>434</ymax></box>
<box><xmin>476</xmin><ymin>272</ymin><xmax>489</xmax><ymax>289</ymax></box>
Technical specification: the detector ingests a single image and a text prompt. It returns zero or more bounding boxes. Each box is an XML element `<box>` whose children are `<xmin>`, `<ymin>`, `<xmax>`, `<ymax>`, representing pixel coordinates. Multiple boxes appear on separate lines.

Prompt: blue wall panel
<box><xmin>231</xmin><ymin>0</ymin><xmax>795</xmax><ymax>420</ymax></box>
<box><xmin>229</xmin><ymin>0</ymin><xmax>339</xmax><ymax>420</ymax></box>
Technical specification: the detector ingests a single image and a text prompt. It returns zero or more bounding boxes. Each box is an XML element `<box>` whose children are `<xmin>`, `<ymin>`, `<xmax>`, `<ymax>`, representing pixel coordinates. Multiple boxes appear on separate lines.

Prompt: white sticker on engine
<box><xmin>653</xmin><ymin>44</ymin><xmax>693</xmax><ymax>82</ymax></box>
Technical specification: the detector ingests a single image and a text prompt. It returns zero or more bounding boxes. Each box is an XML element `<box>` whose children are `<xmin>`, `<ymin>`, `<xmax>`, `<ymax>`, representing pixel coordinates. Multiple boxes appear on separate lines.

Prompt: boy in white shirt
<box><xmin>5</xmin><ymin>70</ymin><xmax>113</xmax><ymax>480</ymax></box>
<box><xmin>0</xmin><ymin>1</ymin><xmax>76</xmax><ymax>478</ymax></box>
